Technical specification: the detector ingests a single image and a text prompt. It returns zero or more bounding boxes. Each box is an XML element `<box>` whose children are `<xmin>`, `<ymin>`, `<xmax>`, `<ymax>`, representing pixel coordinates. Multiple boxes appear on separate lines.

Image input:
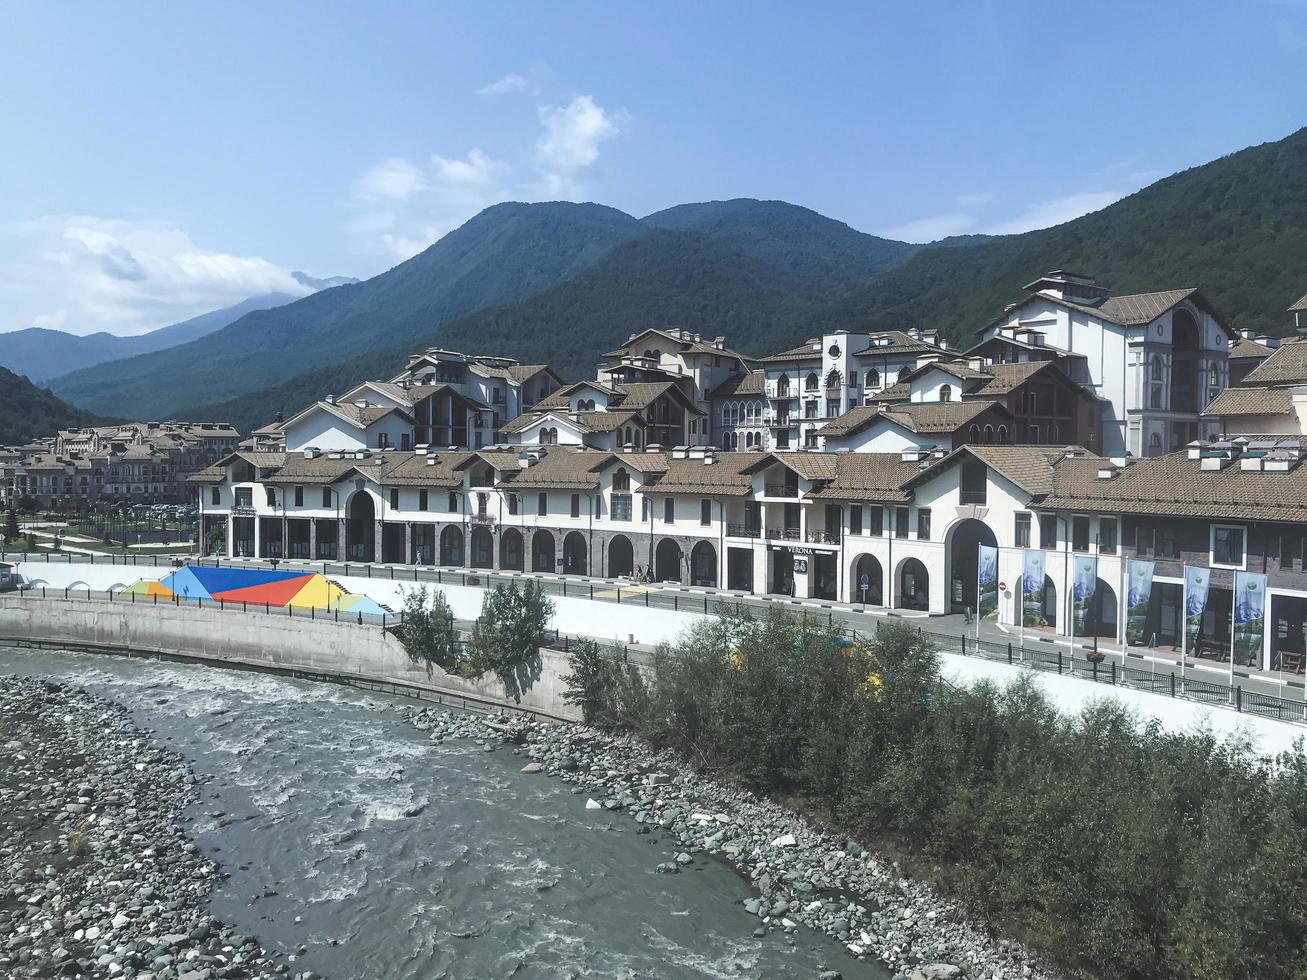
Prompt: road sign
<box><xmin>998</xmin><ymin>580</ymin><xmax>1007</xmax><ymax>592</ymax></box>
<box><xmin>860</xmin><ymin>573</ymin><xmax>870</xmax><ymax>588</ymax></box>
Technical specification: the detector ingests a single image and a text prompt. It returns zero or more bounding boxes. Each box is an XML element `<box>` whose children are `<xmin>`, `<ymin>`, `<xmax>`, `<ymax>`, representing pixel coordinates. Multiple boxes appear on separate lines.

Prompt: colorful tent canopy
<box><xmin>122</xmin><ymin>566</ymin><xmax>390</xmax><ymax>615</ymax></box>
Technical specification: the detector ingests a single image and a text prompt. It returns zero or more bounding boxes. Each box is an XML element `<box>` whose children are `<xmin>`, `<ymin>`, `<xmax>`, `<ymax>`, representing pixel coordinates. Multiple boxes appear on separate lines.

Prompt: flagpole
<box><xmin>1230</xmin><ymin>571</ymin><xmax>1238</xmax><ymax>696</ymax></box>
<box><xmin>1180</xmin><ymin>562</ymin><xmax>1187</xmax><ymax>691</ymax></box>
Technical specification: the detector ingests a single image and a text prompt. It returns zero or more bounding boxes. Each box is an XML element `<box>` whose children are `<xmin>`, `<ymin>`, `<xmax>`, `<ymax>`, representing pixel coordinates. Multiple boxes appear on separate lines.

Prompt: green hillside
<box><xmin>0</xmin><ymin>367</ymin><xmax>105</xmax><ymax>444</ymax></box>
<box><xmin>49</xmin><ymin>202</ymin><xmax>646</xmax><ymax>419</ymax></box>
<box><xmin>808</xmin><ymin>127</ymin><xmax>1307</xmax><ymax>345</ymax></box>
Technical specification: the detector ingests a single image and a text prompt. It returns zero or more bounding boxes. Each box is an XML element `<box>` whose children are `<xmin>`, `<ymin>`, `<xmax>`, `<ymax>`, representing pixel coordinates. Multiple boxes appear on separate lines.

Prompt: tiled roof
<box><xmin>851</xmin><ymin>330</ymin><xmax>939</xmax><ymax>357</ymax></box>
<box><xmin>807</xmin><ymin>454</ymin><xmax>920</xmax><ymax>502</ymax></box>
<box><xmin>867</xmin><ymin>382</ymin><xmax>912</xmax><ymax>402</ymax></box>
<box><xmin>604</xmin><ymin>328</ymin><xmax>752</xmax><ymax>363</ymax></box>
<box><xmin>907</xmin><ymin>445</ymin><xmax>1091</xmax><ymax>497</ymax></box>
<box><xmin>1228</xmin><ymin>338</ymin><xmax>1275</xmax><ymax>360</ymax></box>
<box><xmin>1043</xmin><ymin>451</ymin><xmax>1307</xmax><ymax>522</ymax></box>
<box><xmin>963</xmin><ymin>361</ymin><xmax>1051</xmax><ymax>397</ymax></box>
<box><xmin>497</xmin><ymin>449</ymin><xmax>606</xmax><ymax>490</ymax></box>
<box><xmin>1201</xmin><ymin>386</ymin><xmax>1293</xmax><ymax>418</ymax></box>
<box><xmin>379</xmin><ymin>452</ymin><xmax>471</xmax><ymax>487</ymax></box>
<box><xmin>708</xmin><ymin>371</ymin><xmax>765</xmax><ymax>399</ymax></box>
<box><xmin>599</xmin><ymin>452</ymin><xmax>671</xmax><ymax>475</ymax></box>
<box><xmin>759</xmin><ymin>339</ymin><xmax>822</xmax><ymax>362</ymax></box>
<box><xmin>1243</xmin><ymin>340</ymin><xmax>1307</xmax><ymax>386</ymax></box>
<box><xmin>818</xmin><ymin>405</ymin><xmax>882</xmax><ymax>439</ymax></box>
<box><xmin>1097</xmin><ymin>288</ymin><xmax>1199</xmax><ymax>325</ymax></box>
<box><xmin>471</xmin><ymin>363</ymin><xmax>552</xmax><ymax>384</ymax></box>
<box><xmin>881</xmin><ymin>400</ymin><xmax>1006</xmax><ymax>434</ymax></box>
<box><xmin>1289</xmin><ymin>290</ymin><xmax>1307</xmax><ymax>313</ymax></box>
<box><xmin>645</xmin><ymin>453</ymin><xmax>757</xmax><ymax>496</ymax></box>
<box><xmin>263</xmin><ymin>454</ymin><xmax>378</xmax><ymax>485</ymax></box>
<box><xmin>905</xmin><ymin>361</ymin><xmax>989</xmax><ymax>382</ymax></box>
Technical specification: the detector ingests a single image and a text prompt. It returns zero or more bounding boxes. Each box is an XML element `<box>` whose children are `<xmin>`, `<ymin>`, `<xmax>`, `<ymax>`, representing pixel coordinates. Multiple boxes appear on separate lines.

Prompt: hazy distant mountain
<box><xmin>1</xmin><ymin>272</ymin><xmax>356</xmax><ymax>383</ymax></box>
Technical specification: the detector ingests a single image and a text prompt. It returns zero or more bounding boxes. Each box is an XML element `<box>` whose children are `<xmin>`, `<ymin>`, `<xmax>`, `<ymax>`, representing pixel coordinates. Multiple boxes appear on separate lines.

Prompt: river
<box><xmin>0</xmin><ymin>646</ymin><xmax>886</xmax><ymax>979</ymax></box>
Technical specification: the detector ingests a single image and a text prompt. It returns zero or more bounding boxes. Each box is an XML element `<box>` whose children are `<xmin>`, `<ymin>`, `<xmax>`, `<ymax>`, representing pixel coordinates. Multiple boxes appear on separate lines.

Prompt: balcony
<box><xmin>231</xmin><ymin>505</ymin><xmax>256</xmax><ymax>517</ymax></box>
<box><xmin>470</xmin><ymin>512</ymin><xmax>495</xmax><ymax>526</ymax></box>
<box><xmin>727</xmin><ymin>523</ymin><xmax>761</xmax><ymax>538</ymax></box>
<box><xmin>765</xmin><ymin>483</ymin><xmax>799</xmax><ymax>498</ymax></box>
<box><xmin>806</xmin><ymin>528</ymin><xmax>841</xmax><ymax>544</ymax></box>
<box><xmin>768</xmin><ymin>417</ymin><xmax>792</xmax><ymax>428</ymax></box>
<box><xmin>767</xmin><ymin>526</ymin><xmax>802</xmax><ymax>541</ymax></box>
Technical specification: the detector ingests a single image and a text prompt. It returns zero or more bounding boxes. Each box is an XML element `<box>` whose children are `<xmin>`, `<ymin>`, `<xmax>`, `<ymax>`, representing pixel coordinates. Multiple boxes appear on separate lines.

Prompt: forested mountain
<box><xmin>0</xmin><ymin>291</ymin><xmax>309</xmax><ymax>382</ymax></box>
<box><xmin>50</xmin><ymin>127</ymin><xmax>1307</xmax><ymax>435</ymax></box>
<box><xmin>0</xmin><ymin>367</ymin><xmax>105</xmax><ymax>444</ymax></box>
<box><xmin>807</xmin><ymin>127</ymin><xmax>1307</xmax><ymax>345</ymax></box>
<box><xmin>48</xmin><ymin>203</ymin><xmax>647</xmax><ymax>419</ymax></box>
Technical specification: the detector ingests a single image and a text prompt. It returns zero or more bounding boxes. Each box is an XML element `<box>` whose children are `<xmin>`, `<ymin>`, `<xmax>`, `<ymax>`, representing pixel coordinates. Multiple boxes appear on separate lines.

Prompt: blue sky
<box><xmin>2</xmin><ymin>0</ymin><xmax>1306</xmax><ymax>336</ymax></box>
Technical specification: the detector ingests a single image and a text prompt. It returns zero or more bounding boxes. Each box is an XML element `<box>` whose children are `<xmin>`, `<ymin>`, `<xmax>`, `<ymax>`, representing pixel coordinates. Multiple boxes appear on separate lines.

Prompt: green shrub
<box><xmin>468</xmin><ymin>580</ymin><xmax>554</xmax><ymax>677</ymax></box>
<box><xmin>391</xmin><ymin>585</ymin><xmax>459</xmax><ymax>676</ymax></box>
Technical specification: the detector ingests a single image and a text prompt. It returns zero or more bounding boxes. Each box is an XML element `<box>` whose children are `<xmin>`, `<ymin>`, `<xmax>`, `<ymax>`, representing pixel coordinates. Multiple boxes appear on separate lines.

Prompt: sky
<box><xmin>2</xmin><ymin>1</ymin><xmax>1306</xmax><ymax>338</ymax></box>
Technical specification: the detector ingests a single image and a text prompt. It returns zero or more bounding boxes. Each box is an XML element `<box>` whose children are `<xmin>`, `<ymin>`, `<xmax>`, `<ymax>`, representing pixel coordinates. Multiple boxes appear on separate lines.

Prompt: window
<box><xmin>865</xmin><ymin>368</ymin><xmax>880</xmax><ymax>388</ymax></box>
<box><xmin>1039</xmin><ymin>513</ymin><xmax>1057</xmax><ymax>549</ymax></box>
<box><xmin>323</xmin><ymin>488</ymin><xmax>332</xmax><ymax>508</ymax></box>
<box><xmin>804</xmin><ymin>429</ymin><xmax>818</xmax><ymax>448</ymax></box>
<box><xmin>664</xmin><ymin>497</ymin><xmax>675</xmax><ymax>524</ymax></box>
<box><xmin>266</xmin><ymin>487</ymin><xmax>277</xmax><ymax>507</ymax></box>
<box><xmin>448</xmin><ymin>491</ymin><xmax>458</xmax><ymax>512</ymax></box>
<box><xmin>419</xmin><ymin>489</ymin><xmax>429</xmax><ymax>511</ymax></box>
<box><xmin>611</xmin><ymin>493</ymin><xmax>632</xmax><ymax>521</ymax></box>
<box><xmin>917</xmin><ymin>508</ymin><xmax>931</xmax><ymax>541</ymax></box>
<box><xmin>538</xmin><ymin>493</ymin><xmax>548</xmax><ymax>517</ymax></box>
<box><xmin>805</xmin><ymin>372</ymin><xmax>819</xmax><ymax>391</ymax></box>
<box><xmin>895</xmin><ymin>506</ymin><xmax>910</xmax><ymax>539</ymax></box>
<box><xmin>850</xmin><ymin>505</ymin><xmax>863</xmax><ymax>535</ymax></box>
<box><xmin>235</xmin><ymin>488</ymin><xmax>253</xmax><ymax>508</ymax></box>
<box><xmin>1212</xmin><ymin>525</ymin><xmax>1245</xmax><ymax>567</ymax></box>
<box><xmin>1072</xmin><ymin>516</ymin><xmax>1090</xmax><ymax>552</ymax></box>
<box><xmin>1282</xmin><ymin>533</ymin><xmax>1302</xmax><ymax>570</ymax></box>
<box><xmin>642</xmin><ymin>497</ymin><xmax>650</xmax><ymax>522</ymax></box>
<box><xmin>376</xmin><ymin>432</ymin><xmax>390</xmax><ymax>449</ymax></box>
<box><xmin>294</xmin><ymin>486</ymin><xmax>303</xmax><ymax>507</ymax></box>
<box><xmin>1156</xmin><ymin>525</ymin><xmax>1180</xmax><ymax>559</ymax></box>
<box><xmin>570</xmin><ymin>493</ymin><xmax>581</xmax><ymax>519</ymax></box>
<box><xmin>1098</xmin><ymin>517</ymin><xmax>1118</xmax><ymax>555</ymax></box>
<box><xmin>777</xmin><ymin>373</ymin><xmax>790</xmax><ymax>397</ymax></box>
<box><xmin>939</xmin><ymin>384</ymin><xmax>953</xmax><ymax>403</ymax></box>
<box><xmin>700</xmin><ymin>499</ymin><xmax>712</xmax><ymax>526</ymax></box>
<box><xmin>827</xmin><ymin>398</ymin><xmax>841</xmax><ymax>418</ymax></box>
<box><xmin>869</xmin><ymin>505</ymin><xmax>883</xmax><ymax>536</ymax></box>
<box><xmin>390</xmin><ymin>488</ymin><xmax>399</xmax><ymax>510</ymax></box>
<box><xmin>1151</xmin><ymin>355</ymin><xmax>1164</xmax><ymax>381</ymax></box>
<box><xmin>507</xmin><ymin>493</ymin><xmax>519</xmax><ymax>516</ymax></box>
<box><xmin>401</xmin><ymin>433</ymin><xmax>411</xmax><ymax>451</ymax></box>
<box><xmin>613</xmin><ymin>467</ymin><xmax>630</xmax><ymax>492</ymax></box>
<box><xmin>960</xmin><ymin>459</ymin><xmax>987</xmax><ymax>505</ymax></box>
<box><xmin>1014</xmin><ymin>512</ymin><xmax>1031</xmax><ymax>548</ymax></box>
<box><xmin>211</xmin><ymin>486</ymin><xmax>220</xmax><ymax>505</ymax></box>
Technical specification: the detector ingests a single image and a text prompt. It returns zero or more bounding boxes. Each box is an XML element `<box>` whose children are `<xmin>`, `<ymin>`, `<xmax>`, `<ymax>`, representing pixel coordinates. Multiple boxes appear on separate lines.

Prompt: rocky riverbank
<box><xmin>0</xmin><ymin>675</ymin><xmax>300</xmax><ymax>980</ymax></box>
<box><xmin>402</xmin><ymin>705</ymin><xmax>1058</xmax><ymax>980</ymax></box>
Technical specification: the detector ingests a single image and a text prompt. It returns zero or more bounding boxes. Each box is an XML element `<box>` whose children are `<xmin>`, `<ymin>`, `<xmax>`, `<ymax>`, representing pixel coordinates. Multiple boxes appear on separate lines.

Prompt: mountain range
<box><xmin>0</xmin><ymin>367</ymin><xmax>105</xmax><ymax>445</ymax></box>
<box><xmin>21</xmin><ymin>126</ymin><xmax>1307</xmax><ymax>438</ymax></box>
<box><xmin>0</xmin><ymin>272</ymin><xmax>357</xmax><ymax>383</ymax></box>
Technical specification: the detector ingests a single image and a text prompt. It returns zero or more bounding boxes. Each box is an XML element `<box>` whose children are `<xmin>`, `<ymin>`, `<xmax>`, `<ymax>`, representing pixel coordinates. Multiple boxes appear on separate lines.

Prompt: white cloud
<box><xmin>347</xmin><ymin>94</ymin><xmax>624</xmax><ymax>261</ymax></box>
<box><xmin>535</xmin><ymin>95</ymin><xmax>621</xmax><ymax>196</ymax></box>
<box><xmin>476</xmin><ymin>72</ymin><xmax>535</xmax><ymax>97</ymax></box>
<box><xmin>983</xmin><ymin>190</ymin><xmax>1125</xmax><ymax>235</ymax></box>
<box><xmin>882</xmin><ymin>212</ymin><xmax>978</xmax><ymax>243</ymax></box>
<box><xmin>0</xmin><ymin>216</ymin><xmax>311</xmax><ymax>336</ymax></box>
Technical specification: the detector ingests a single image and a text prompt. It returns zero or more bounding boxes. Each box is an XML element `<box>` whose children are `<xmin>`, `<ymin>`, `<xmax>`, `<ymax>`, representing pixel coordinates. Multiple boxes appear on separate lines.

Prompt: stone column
<box><xmin>253</xmin><ymin>517</ymin><xmax>262</xmax><ymax>559</ymax></box>
<box><xmin>404</xmin><ymin>522</ymin><xmax>413</xmax><ymax>564</ymax></box>
<box><xmin>309</xmin><ymin>519</ymin><xmax>317</xmax><ymax>561</ymax></box>
<box><xmin>225</xmin><ymin>516</ymin><xmax>234</xmax><ymax>558</ymax></box>
<box><xmin>338</xmin><ymin>518</ymin><xmax>347</xmax><ymax>561</ymax></box>
<box><xmin>375</xmin><ymin>519</ymin><xmax>384</xmax><ymax>563</ymax></box>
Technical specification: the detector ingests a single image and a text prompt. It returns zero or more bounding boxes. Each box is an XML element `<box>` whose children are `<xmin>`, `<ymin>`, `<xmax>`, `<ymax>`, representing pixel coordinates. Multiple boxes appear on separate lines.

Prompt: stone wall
<box><xmin>0</xmin><ymin>595</ymin><xmax>582</xmax><ymax>721</ymax></box>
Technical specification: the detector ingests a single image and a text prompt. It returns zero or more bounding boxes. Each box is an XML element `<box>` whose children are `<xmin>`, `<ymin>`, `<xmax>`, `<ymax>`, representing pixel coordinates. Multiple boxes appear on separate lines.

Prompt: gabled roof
<box><xmin>817</xmin><ymin>405</ymin><xmax>883</xmax><ymax>439</ymax></box>
<box><xmin>282</xmin><ymin>399</ymin><xmax>413</xmax><ymax>433</ymax></box>
<box><xmin>1288</xmin><ymin>290</ymin><xmax>1307</xmax><ymax>313</ymax></box>
<box><xmin>378</xmin><ymin>452</ymin><xmax>472</xmax><ymax>487</ymax></box>
<box><xmin>880</xmin><ymin>400</ymin><xmax>1009</xmax><ymax>434</ymax></box>
<box><xmin>806</xmin><ymin>454</ymin><xmax>920</xmax><ymax>502</ymax></box>
<box><xmin>1243</xmin><ymin>340</ymin><xmax>1307</xmax><ymax>386</ymax></box>
<box><xmin>1042</xmin><ymin>450</ymin><xmax>1307</xmax><ymax>522</ymax></box>
<box><xmin>1228</xmin><ymin>337</ymin><xmax>1276</xmax><ymax>360</ymax></box>
<box><xmin>708</xmin><ymin>371</ymin><xmax>765</xmax><ymax>399</ymax></box>
<box><xmin>906</xmin><ymin>444</ymin><xmax>1094</xmax><ymax>498</ymax></box>
<box><xmin>604</xmin><ymin>327</ymin><xmax>752</xmax><ymax>364</ymax></box>
<box><xmin>497</xmin><ymin>449</ymin><xmax>608</xmax><ymax>490</ymax></box>
<box><xmin>646</xmin><ymin>452</ymin><xmax>758</xmax><ymax>496</ymax></box>
<box><xmin>977</xmin><ymin>285</ymin><xmax>1233</xmax><ymax>339</ymax></box>
<box><xmin>593</xmin><ymin>452</ymin><xmax>672</xmax><ymax>476</ymax></box>
<box><xmin>759</xmin><ymin>339</ymin><xmax>822</xmax><ymax>363</ymax></box>
<box><xmin>850</xmin><ymin>331</ymin><xmax>939</xmax><ymax>357</ymax></box>
<box><xmin>1200</xmin><ymin>386</ymin><xmax>1294</xmax><ymax>418</ymax></box>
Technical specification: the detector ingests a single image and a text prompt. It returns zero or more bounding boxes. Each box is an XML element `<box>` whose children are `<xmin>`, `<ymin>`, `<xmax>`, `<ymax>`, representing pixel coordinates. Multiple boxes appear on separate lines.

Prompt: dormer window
<box><xmin>939</xmin><ymin>384</ymin><xmax>953</xmax><ymax>403</ymax></box>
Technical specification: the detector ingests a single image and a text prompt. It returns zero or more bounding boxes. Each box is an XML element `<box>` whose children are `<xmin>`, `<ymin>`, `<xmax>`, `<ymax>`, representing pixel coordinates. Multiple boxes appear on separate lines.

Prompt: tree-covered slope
<box><xmin>49</xmin><ymin>202</ymin><xmax>645</xmax><ymax>419</ymax></box>
<box><xmin>0</xmin><ymin>367</ymin><xmax>106</xmax><ymax>444</ymax></box>
<box><xmin>809</xmin><ymin>127</ymin><xmax>1307</xmax><ymax>345</ymax></box>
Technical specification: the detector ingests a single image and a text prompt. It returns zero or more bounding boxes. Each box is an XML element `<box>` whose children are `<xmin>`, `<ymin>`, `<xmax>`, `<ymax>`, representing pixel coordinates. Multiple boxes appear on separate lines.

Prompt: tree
<box><xmin>4</xmin><ymin>507</ymin><xmax>17</xmax><ymax>543</ymax></box>
<box><xmin>391</xmin><ymin>585</ymin><xmax>459</xmax><ymax>676</ymax></box>
<box><xmin>468</xmin><ymin>580</ymin><xmax>555</xmax><ymax>676</ymax></box>
<box><xmin>16</xmin><ymin>495</ymin><xmax>38</xmax><ymax>515</ymax></box>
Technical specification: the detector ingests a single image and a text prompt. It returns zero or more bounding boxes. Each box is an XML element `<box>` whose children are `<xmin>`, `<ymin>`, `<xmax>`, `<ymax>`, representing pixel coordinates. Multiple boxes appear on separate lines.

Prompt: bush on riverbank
<box><xmin>571</xmin><ymin>606</ymin><xmax>1307</xmax><ymax>980</ymax></box>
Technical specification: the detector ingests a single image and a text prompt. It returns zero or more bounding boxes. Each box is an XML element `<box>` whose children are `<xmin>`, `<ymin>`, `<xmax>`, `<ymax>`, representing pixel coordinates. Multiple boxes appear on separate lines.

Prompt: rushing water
<box><xmin>0</xmin><ymin>646</ymin><xmax>886</xmax><ymax>980</ymax></box>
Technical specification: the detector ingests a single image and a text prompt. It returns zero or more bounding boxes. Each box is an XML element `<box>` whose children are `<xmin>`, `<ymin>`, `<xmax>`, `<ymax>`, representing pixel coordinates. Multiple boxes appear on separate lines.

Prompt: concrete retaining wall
<box><xmin>0</xmin><ymin>595</ymin><xmax>582</xmax><ymax>721</ymax></box>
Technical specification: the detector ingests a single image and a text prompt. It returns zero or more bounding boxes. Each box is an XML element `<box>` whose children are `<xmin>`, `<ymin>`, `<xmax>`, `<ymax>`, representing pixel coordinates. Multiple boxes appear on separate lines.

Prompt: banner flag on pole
<box><xmin>1125</xmin><ymin>560</ymin><xmax>1156</xmax><ymax>646</ymax></box>
<box><xmin>1071</xmin><ymin>555</ymin><xmax>1098</xmax><ymax>637</ymax></box>
<box><xmin>1232</xmin><ymin>571</ymin><xmax>1267</xmax><ymax>669</ymax></box>
<box><xmin>1184</xmin><ymin>565</ymin><xmax>1210</xmax><ymax>654</ymax></box>
<box><xmin>977</xmin><ymin>544</ymin><xmax>999</xmax><ymax>620</ymax></box>
<box><xmin>1021</xmin><ymin>550</ymin><xmax>1047</xmax><ymax>627</ymax></box>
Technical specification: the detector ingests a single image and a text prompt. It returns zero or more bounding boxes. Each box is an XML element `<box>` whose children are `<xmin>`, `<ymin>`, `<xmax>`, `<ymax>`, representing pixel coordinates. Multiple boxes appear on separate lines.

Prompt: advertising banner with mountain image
<box><xmin>1021</xmin><ymin>550</ymin><xmax>1047</xmax><ymax>627</ymax></box>
<box><xmin>1071</xmin><ymin>556</ymin><xmax>1098</xmax><ymax>637</ymax></box>
<box><xmin>1232</xmin><ymin>571</ymin><xmax>1267</xmax><ymax>668</ymax></box>
<box><xmin>1184</xmin><ymin>565</ymin><xmax>1210</xmax><ymax>654</ymax></box>
<box><xmin>1125</xmin><ymin>560</ymin><xmax>1155</xmax><ymax>646</ymax></box>
<box><xmin>977</xmin><ymin>544</ymin><xmax>999</xmax><ymax>620</ymax></box>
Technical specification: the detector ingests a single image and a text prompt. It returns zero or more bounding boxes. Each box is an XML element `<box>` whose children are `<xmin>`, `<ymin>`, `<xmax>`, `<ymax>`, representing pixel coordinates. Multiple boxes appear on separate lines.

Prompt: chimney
<box><xmin>302</xmin><ymin>449</ymin><xmax>319</xmax><ymax>459</ymax></box>
<box><xmin>354</xmin><ymin>399</ymin><xmax>368</xmax><ymax>409</ymax></box>
<box><xmin>326</xmin><ymin>394</ymin><xmax>336</xmax><ymax>405</ymax></box>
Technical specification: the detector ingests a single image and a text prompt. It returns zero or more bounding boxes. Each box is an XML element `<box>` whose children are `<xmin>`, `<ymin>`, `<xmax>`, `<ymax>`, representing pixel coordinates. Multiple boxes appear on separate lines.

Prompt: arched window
<box><xmin>969</xmin><ymin>424</ymin><xmax>981</xmax><ymax>443</ymax></box>
<box><xmin>634</xmin><ymin>429</ymin><xmax>642</xmax><ymax>448</ymax></box>
<box><xmin>984</xmin><ymin>424</ymin><xmax>994</xmax><ymax>444</ymax></box>
<box><xmin>805</xmin><ymin>372</ymin><xmax>819</xmax><ymax>391</ymax></box>
<box><xmin>777</xmin><ymin>373</ymin><xmax>790</xmax><ymax>396</ymax></box>
<box><xmin>997</xmin><ymin>425</ymin><xmax>1008</xmax><ymax>443</ymax></box>
<box><xmin>1149</xmin><ymin>432</ymin><xmax>1162</xmax><ymax>450</ymax></box>
<box><xmin>613</xmin><ymin>467</ymin><xmax>630</xmax><ymax>492</ymax></box>
<box><xmin>939</xmin><ymin>384</ymin><xmax>953</xmax><ymax>403</ymax></box>
<box><xmin>826</xmin><ymin>369</ymin><xmax>842</xmax><ymax>389</ymax></box>
<box><xmin>1209</xmin><ymin>363</ymin><xmax>1221</xmax><ymax>386</ymax></box>
<box><xmin>866</xmin><ymin>368</ymin><xmax>880</xmax><ymax>388</ymax></box>
<box><xmin>1151</xmin><ymin>356</ymin><xmax>1164</xmax><ymax>381</ymax></box>
<box><xmin>721</xmin><ymin>405</ymin><xmax>730</xmax><ymax>424</ymax></box>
